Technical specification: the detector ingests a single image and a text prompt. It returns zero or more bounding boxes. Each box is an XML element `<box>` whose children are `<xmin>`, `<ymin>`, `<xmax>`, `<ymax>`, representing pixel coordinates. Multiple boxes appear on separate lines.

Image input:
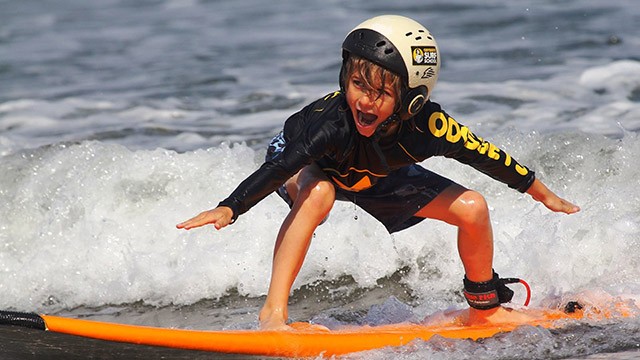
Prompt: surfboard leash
<box><xmin>500</xmin><ymin>278</ymin><xmax>532</xmax><ymax>306</ymax></box>
<box><xmin>0</xmin><ymin>310</ymin><xmax>46</xmax><ymax>330</ymax></box>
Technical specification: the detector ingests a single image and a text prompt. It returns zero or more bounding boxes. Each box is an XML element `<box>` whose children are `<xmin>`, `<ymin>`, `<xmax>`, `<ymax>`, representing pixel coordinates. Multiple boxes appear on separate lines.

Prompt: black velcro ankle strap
<box><xmin>463</xmin><ymin>273</ymin><xmax>500</xmax><ymax>310</ymax></box>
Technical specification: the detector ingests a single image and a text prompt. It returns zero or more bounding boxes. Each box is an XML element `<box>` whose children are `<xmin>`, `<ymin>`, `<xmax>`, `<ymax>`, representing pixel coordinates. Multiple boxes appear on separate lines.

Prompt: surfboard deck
<box><xmin>0</xmin><ymin>325</ymin><xmax>254</xmax><ymax>360</ymax></box>
<box><xmin>0</xmin><ymin>305</ymin><xmax>629</xmax><ymax>358</ymax></box>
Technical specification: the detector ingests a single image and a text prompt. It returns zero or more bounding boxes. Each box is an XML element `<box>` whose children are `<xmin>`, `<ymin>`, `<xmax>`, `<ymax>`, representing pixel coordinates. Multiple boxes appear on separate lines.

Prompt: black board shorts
<box><xmin>266</xmin><ymin>132</ymin><xmax>455</xmax><ymax>233</ymax></box>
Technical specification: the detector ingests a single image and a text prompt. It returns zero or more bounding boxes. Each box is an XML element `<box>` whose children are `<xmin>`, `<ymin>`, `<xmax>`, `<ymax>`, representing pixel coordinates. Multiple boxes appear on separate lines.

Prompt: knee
<box><xmin>455</xmin><ymin>190</ymin><xmax>490</xmax><ymax>227</ymax></box>
<box><xmin>297</xmin><ymin>180</ymin><xmax>335</xmax><ymax>212</ymax></box>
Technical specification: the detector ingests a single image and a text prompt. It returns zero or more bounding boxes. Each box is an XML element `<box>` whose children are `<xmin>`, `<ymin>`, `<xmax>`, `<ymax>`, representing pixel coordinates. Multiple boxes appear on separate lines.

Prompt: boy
<box><xmin>177</xmin><ymin>15</ymin><xmax>579</xmax><ymax>330</ymax></box>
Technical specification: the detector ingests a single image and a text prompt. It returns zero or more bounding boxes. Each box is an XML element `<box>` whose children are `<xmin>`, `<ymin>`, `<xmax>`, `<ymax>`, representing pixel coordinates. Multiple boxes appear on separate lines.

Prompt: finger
<box><xmin>558</xmin><ymin>200</ymin><xmax>580</xmax><ymax>214</ymax></box>
<box><xmin>564</xmin><ymin>203</ymin><xmax>580</xmax><ymax>214</ymax></box>
<box><xmin>176</xmin><ymin>219</ymin><xmax>193</xmax><ymax>229</ymax></box>
<box><xmin>213</xmin><ymin>216</ymin><xmax>231</xmax><ymax>230</ymax></box>
<box><xmin>176</xmin><ymin>220</ymin><xmax>196</xmax><ymax>230</ymax></box>
<box><xmin>176</xmin><ymin>214</ymin><xmax>211</xmax><ymax>230</ymax></box>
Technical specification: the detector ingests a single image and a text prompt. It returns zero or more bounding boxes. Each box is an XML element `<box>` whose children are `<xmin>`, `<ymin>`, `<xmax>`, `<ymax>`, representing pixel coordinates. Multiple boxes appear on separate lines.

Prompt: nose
<box><xmin>357</xmin><ymin>91</ymin><xmax>378</xmax><ymax>109</ymax></box>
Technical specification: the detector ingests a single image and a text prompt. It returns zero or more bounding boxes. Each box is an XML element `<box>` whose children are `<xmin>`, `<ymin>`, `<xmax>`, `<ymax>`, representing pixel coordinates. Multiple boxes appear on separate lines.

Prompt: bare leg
<box><xmin>416</xmin><ymin>184</ymin><xmax>534</xmax><ymax>324</ymax></box>
<box><xmin>258</xmin><ymin>164</ymin><xmax>335</xmax><ymax>330</ymax></box>
<box><xmin>415</xmin><ymin>183</ymin><xmax>494</xmax><ymax>282</ymax></box>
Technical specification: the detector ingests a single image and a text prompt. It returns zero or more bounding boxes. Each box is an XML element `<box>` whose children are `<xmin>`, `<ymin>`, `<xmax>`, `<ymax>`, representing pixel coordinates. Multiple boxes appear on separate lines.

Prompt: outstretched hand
<box><xmin>539</xmin><ymin>195</ymin><xmax>580</xmax><ymax>214</ymax></box>
<box><xmin>176</xmin><ymin>206</ymin><xmax>234</xmax><ymax>230</ymax></box>
<box><xmin>526</xmin><ymin>179</ymin><xmax>580</xmax><ymax>214</ymax></box>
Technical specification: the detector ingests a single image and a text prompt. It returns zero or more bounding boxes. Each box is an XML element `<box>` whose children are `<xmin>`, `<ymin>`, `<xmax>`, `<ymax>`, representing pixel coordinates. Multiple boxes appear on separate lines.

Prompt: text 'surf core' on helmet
<box><xmin>341</xmin><ymin>15</ymin><xmax>440</xmax><ymax>116</ymax></box>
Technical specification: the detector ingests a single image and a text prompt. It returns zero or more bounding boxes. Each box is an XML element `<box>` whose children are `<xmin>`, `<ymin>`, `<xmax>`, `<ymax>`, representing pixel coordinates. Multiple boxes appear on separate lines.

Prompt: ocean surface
<box><xmin>1</xmin><ymin>0</ymin><xmax>640</xmax><ymax>358</ymax></box>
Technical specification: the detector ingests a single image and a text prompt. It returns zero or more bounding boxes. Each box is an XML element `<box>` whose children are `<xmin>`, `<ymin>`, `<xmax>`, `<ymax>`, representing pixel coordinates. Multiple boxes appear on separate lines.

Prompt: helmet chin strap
<box><xmin>370</xmin><ymin>112</ymin><xmax>401</xmax><ymax>172</ymax></box>
<box><xmin>372</xmin><ymin>113</ymin><xmax>401</xmax><ymax>142</ymax></box>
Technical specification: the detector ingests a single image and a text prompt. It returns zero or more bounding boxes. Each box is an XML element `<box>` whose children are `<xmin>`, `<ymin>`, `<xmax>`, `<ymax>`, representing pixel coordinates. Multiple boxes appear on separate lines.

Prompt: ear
<box><xmin>402</xmin><ymin>86</ymin><xmax>428</xmax><ymax>116</ymax></box>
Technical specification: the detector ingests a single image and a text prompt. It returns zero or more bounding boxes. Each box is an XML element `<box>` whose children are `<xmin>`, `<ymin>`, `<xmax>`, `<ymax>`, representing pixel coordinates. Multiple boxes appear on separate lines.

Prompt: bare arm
<box><xmin>526</xmin><ymin>178</ymin><xmax>580</xmax><ymax>214</ymax></box>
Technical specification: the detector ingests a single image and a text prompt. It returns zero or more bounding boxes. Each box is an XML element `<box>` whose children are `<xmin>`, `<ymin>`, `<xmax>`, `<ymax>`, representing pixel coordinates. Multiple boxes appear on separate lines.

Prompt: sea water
<box><xmin>1</xmin><ymin>0</ymin><xmax>640</xmax><ymax>358</ymax></box>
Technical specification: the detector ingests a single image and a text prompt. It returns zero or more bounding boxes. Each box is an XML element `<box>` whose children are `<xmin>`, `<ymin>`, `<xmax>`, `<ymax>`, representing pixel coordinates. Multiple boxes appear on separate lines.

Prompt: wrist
<box><xmin>216</xmin><ymin>201</ymin><xmax>238</xmax><ymax>224</ymax></box>
<box><xmin>525</xmin><ymin>178</ymin><xmax>548</xmax><ymax>202</ymax></box>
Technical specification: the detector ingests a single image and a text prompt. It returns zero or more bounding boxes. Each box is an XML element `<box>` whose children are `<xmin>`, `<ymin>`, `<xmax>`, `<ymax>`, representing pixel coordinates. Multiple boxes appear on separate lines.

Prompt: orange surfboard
<box><xmin>0</xmin><ymin>306</ymin><xmax>629</xmax><ymax>358</ymax></box>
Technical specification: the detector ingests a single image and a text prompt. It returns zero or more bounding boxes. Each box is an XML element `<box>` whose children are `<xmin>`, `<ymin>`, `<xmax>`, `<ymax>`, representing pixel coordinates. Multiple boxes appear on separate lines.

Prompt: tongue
<box><xmin>359</xmin><ymin>112</ymin><xmax>378</xmax><ymax>125</ymax></box>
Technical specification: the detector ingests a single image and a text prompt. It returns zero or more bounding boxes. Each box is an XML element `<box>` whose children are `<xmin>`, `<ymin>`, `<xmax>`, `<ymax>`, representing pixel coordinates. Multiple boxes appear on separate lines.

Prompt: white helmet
<box><xmin>342</xmin><ymin>15</ymin><xmax>440</xmax><ymax>116</ymax></box>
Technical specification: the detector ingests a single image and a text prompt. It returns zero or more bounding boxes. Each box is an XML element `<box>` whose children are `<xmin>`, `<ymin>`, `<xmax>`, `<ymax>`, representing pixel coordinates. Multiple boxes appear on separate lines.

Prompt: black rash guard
<box><xmin>219</xmin><ymin>91</ymin><xmax>535</xmax><ymax>221</ymax></box>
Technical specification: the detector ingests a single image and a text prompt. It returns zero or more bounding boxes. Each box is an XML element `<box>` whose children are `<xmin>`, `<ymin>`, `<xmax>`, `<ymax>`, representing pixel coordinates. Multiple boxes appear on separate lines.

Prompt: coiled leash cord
<box><xmin>499</xmin><ymin>277</ymin><xmax>531</xmax><ymax>307</ymax></box>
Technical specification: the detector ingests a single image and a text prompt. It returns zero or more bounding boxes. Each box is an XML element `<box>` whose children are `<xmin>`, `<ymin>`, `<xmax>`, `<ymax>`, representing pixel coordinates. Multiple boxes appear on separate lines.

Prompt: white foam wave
<box><xmin>0</xmin><ymin>130</ymin><xmax>638</xmax><ymax>313</ymax></box>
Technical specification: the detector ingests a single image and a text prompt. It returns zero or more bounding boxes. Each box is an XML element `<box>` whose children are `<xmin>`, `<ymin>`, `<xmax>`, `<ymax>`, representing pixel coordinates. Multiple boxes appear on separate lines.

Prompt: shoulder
<box><xmin>411</xmin><ymin>100</ymin><xmax>449</xmax><ymax>135</ymax></box>
<box><xmin>403</xmin><ymin>100</ymin><xmax>473</xmax><ymax>150</ymax></box>
<box><xmin>282</xmin><ymin>91</ymin><xmax>353</xmax><ymax>154</ymax></box>
<box><xmin>284</xmin><ymin>91</ymin><xmax>350</xmax><ymax>136</ymax></box>
<box><xmin>305</xmin><ymin>91</ymin><xmax>346</xmax><ymax>115</ymax></box>
<box><xmin>416</xmin><ymin>100</ymin><xmax>445</xmax><ymax>122</ymax></box>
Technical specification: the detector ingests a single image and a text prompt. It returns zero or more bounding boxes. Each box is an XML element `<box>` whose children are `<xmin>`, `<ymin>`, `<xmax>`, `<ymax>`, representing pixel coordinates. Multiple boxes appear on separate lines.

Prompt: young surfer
<box><xmin>177</xmin><ymin>15</ymin><xmax>580</xmax><ymax>330</ymax></box>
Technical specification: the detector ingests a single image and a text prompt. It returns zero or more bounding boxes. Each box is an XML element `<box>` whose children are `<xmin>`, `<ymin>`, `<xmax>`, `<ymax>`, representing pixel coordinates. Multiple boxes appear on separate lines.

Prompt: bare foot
<box><xmin>258</xmin><ymin>318</ymin><xmax>330</xmax><ymax>332</ymax></box>
<box><xmin>290</xmin><ymin>322</ymin><xmax>331</xmax><ymax>332</ymax></box>
<box><xmin>258</xmin><ymin>307</ymin><xmax>292</xmax><ymax>331</ymax></box>
<box><xmin>421</xmin><ymin>309</ymin><xmax>467</xmax><ymax>326</ymax></box>
<box><xmin>259</xmin><ymin>317</ymin><xmax>293</xmax><ymax>331</ymax></box>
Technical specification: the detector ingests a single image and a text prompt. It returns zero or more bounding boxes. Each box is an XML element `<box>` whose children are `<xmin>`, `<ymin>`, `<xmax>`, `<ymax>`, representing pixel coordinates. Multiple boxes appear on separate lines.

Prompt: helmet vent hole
<box><xmin>415</xmin><ymin>36</ymin><xmax>422</xmax><ymax>40</ymax></box>
<box><xmin>384</xmin><ymin>48</ymin><xmax>394</xmax><ymax>54</ymax></box>
<box><xmin>376</xmin><ymin>41</ymin><xmax>386</xmax><ymax>47</ymax></box>
<box><xmin>405</xmin><ymin>32</ymin><xmax>413</xmax><ymax>37</ymax></box>
<box><xmin>418</xmin><ymin>29</ymin><xmax>425</xmax><ymax>33</ymax></box>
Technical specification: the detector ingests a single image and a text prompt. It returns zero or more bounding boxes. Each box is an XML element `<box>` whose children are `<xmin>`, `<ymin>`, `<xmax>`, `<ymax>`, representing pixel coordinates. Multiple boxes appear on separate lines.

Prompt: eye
<box><xmin>351</xmin><ymin>77</ymin><xmax>364</xmax><ymax>88</ymax></box>
<box><xmin>378</xmin><ymin>87</ymin><xmax>394</xmax><ymax>98</ymax></box>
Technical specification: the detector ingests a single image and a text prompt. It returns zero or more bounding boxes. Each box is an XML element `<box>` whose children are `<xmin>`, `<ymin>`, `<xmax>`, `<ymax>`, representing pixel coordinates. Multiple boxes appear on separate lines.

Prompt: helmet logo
<box><xmin>420</xmin><ymin>67</ymin><xmax>437</xmax><ymax>80</ymax></box>
<box><xmin>412</xmin><ymin>46</ymin><xmax>437</xmax><ymax>66</ymax></box>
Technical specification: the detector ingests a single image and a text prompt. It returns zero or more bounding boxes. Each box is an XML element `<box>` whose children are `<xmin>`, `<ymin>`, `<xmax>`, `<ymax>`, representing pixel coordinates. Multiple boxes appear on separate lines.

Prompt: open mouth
<box><xmin>357</xmin><ymin>111</ymin><xmax>378</xmax><ymax>127</ymax></box>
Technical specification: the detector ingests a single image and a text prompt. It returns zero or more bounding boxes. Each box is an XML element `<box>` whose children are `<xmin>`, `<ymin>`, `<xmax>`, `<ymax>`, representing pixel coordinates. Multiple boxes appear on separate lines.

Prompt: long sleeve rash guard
<box><xmin>218</xmin><ymin>91</ymin><xmax>535</xmax><ymax>221</ymax></box>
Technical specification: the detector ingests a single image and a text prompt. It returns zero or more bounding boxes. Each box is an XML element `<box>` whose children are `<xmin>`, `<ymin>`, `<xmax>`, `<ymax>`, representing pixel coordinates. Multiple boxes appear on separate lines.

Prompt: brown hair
<box><xmin>342</xmin><ymin>55</ymin><xmax>404</xmax><ymax>112</ymax></box>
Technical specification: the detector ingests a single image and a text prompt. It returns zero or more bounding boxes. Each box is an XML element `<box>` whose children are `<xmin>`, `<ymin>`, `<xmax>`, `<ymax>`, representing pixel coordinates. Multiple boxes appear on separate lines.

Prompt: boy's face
<box><xmin>345</xmin><ymin>73</ymin><xmax>398</xmax><ymax>138</ymax></box>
